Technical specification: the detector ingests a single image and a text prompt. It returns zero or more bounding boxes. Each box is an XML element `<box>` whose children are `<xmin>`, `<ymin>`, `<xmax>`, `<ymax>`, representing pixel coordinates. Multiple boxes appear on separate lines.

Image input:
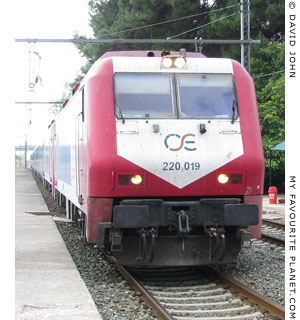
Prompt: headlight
<box><xmin>162</xmin><ymin>57</ymin><xmax>173</xmax><ymax>68</ymax></box>
<box><xmin>161</xmin><ymin>56</ymin><xmax>186</xmax><ymax>69</ymax></box>
<box><xmin>118</xmin><ymin>174</ymin><xmax>144</xmax><ymax>186</ymax></box>
<box><xmin>174</xmin><ymin>56</ymin><xmax>186</xmax><ymax>68</ymax></box>
<box><xmin>217</xmin><ymin>173</ymin><xmax>229</xmax><ymax>184</ymax></box>
<box><xmin>216</xmin><ymin>173</ymin><xmax>244</xmax><ymax>186</ymax></box>
<box><xmin>130</xmin><ymin>174</ymin><xmax>143</xmax><ymax>185</ymax></box>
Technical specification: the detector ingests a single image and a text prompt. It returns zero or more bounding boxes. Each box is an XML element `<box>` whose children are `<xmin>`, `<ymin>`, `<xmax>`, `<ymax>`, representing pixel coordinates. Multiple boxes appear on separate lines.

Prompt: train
<box><xmin>30</xmin><ymin>49</ymin><xmax>265</xmax><ymax>266</ymax></box>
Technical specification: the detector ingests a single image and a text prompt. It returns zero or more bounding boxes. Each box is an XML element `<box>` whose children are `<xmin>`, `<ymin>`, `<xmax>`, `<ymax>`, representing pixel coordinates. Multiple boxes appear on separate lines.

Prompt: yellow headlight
<box><xmin>162</xmin><ymin>57</ymin><xmax>173</xmax><ymax>68</ymax></box>
<box><xmin>217</xmin><ymin>173</ymin><xmax>229</xmax><ymax>184</ymax></box>
<box><xmin>161</xmin><ymin>56</ymin><xmax>186</xmax><ymax>69</ymax></box>
<box><xmin>130</xmin><ymin>174</ymin><xmax>143</xmax><ymax>185</ymax></box>
<box><xmin>174</xmin><ymin>56</ymin><xmax>186</xmax><ymax>68</ymax></box>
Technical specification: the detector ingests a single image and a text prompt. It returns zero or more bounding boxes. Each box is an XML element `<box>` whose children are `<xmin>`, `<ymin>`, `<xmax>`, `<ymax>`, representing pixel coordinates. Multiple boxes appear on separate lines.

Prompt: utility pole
<box><xmin>240</xmin><ymin>0</ymin><xmax>251</xmax><ymax>73</ymax></box>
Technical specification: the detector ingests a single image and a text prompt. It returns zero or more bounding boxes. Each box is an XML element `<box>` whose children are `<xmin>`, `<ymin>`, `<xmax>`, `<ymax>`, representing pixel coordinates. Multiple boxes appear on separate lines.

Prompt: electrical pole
<box><xmin>240</xmin><ymin>0</ymin><xmax>251</xmax><ymax>73</ymax></box>
<box><xmin>246</xmin><ymin>0</ymin><xmax>251</xmax><ymax>73</ymax></box>
<box><xmin>240</xmin><ymin>0</ymin><xmax>245</xmax><ymax>67</ymax></box>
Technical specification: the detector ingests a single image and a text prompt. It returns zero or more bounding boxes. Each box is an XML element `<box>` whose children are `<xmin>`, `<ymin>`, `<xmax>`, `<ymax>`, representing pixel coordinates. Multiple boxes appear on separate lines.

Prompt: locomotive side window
<box><xmin>176</xmin><ymin>74</ymin><xmax>237</xmax><ymax>119</ymax></box>
<box><xmin>114</xmin><ymin>73</ymin><xmax>176</xmax><ymax>119</ymax></box>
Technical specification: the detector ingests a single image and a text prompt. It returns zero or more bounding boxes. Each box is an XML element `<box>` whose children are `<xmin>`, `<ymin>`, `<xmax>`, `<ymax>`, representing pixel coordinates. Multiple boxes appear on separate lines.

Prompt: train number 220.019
<box><xmin>163</xmin><ymin>161</ymin><xmax>200</xmax><ymax>171</ymax></box>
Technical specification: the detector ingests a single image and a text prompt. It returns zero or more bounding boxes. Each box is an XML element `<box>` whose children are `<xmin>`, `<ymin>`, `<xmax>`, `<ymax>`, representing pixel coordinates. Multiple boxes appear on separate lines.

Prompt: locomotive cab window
<box><xmin>114</xmin><ymin>73</ymin><xmax>176</xmax><ymax>119</ymax></box>
<box><xmin>177</xmin><ymin>74</ymin><xmax>238</xmax><ymax>119</ymax></box>
<box><xmin>114</xmin><ymin>73</ymin><xmax>238</xmax><ymax>120</ymax></box>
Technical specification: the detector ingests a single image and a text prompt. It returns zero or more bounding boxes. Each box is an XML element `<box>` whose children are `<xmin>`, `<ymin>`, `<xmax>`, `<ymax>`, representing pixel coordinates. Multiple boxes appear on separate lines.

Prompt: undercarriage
<box><xmin>97</xmin><ymin>198</ymin><xmax>258</xmax><ymax>266</ymax></box>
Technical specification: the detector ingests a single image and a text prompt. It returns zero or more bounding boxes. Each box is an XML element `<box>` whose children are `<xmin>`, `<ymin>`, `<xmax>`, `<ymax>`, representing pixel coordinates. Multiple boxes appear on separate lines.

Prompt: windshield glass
<box><xmin>114</xmin><ymin>73</ymin><xmax>176</xmax><ymax>119</ymax></box>
<box><xmin>114</xmin><ymin>73</ymin><xmax>237</xmax><ymax>120</ymax></box>
<box><xmin>177</xmin><ymin>74</ymin><xmax>236</xmax><ymax>119</ymax></box>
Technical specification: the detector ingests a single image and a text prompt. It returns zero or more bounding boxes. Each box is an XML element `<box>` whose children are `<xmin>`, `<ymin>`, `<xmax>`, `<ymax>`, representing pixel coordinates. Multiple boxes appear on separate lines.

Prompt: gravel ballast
<box><xmin>55</xmin><ymin>221</ymin><xmax>158</xmax><ymax>320</ymax></box>
<box><xmin>217</xmin><ymin>240</ymin><xmax>285</xmax><ymax>306</ymax></box>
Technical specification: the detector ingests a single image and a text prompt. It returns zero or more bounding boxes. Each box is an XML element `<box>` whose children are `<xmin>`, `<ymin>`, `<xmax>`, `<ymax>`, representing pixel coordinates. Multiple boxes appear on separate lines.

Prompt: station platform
<box><xmin>262</xmin><ymin>194</ymin><xmax>285</xmax><ymax>222</ymax></box>
<box><xmin>15</xmin><ymin>169</ymin><xmax>102</xmax><ymax>320</ymax></box>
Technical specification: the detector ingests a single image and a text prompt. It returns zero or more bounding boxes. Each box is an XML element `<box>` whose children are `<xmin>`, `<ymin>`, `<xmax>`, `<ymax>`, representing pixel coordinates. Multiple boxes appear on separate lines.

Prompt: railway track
<box><xmin>261</xmin><ymin>219</ymin><xmax>285</xmax><ymax>245</ymax></box>
<box><xmin>103</xmin><ymin>252</ymin><xmax>284</xmax><ymax>320</ymax></box>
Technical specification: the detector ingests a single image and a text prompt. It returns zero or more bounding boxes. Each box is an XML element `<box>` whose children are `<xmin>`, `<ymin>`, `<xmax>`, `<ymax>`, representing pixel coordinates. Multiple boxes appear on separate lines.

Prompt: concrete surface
<box><xmin>262</xmin><ymin>195</ymin><xmax>285</xmax><ymax>212</ymax></box>
<box><xmin>15</xmin><ymin>169</ymin><xmax>102</xmax><ymax>320</ymax></box>
<box><xmin>262</xmin><ymin>195</ymin><xmax>285</xmax><ymax>221</ymax></box>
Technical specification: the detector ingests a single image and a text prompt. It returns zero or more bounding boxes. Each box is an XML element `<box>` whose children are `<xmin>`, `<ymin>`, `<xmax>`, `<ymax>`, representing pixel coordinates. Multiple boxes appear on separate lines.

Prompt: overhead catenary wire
<box><xmin>92</xmin><ymin>4</ymin><xmax>240</xmax><ymax>38</ymax></box>
<box><xmin>167</xmin><ymin>12</ymin><xmax>238</xmax><ymax>40</ymax></box>
<box><xmin>253</xmin><ymin>70</ymin><xmax>285</xmax><ymax>79</ymax></box>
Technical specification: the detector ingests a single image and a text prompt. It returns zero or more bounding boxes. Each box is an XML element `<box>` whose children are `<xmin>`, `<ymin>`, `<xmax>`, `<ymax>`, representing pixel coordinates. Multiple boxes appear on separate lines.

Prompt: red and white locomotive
<box><xmin>31</xmin><ymin>50</ymin><xmax>265</xmax><ymax>266</ymax></box>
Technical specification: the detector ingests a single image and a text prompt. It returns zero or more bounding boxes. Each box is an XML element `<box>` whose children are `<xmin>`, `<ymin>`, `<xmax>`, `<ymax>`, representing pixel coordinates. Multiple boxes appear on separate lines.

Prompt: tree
<box><xmin>250</xmin><ymin>40</ymin><xmax>284</xmax><ymax>191</ymax></box>
<box><xmin>198</xmin><ymin>0</ymin><xmax>284</xmax><ymax>59</ymax></box>
<box><xmin>259</xmin><ymin>74</ymin><xmax>285</xmax><ymax>192</ymax></box>
<box><xmin>75</xmin><ymin>0</ymin><xmax>209</xmax><ymax>62</ymax></box>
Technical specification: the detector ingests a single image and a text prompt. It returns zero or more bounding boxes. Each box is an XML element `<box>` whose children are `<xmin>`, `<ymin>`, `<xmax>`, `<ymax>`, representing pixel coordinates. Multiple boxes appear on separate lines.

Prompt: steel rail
<box><xmin>262</xmin><ymin>219</ymin><xmax>285</xmax><ymax>245</ymax></box>
<box><xmin>262</xmin><ymin>218</ymin><xmax>285</xmax><ymax>230</ymax></box>
<box><xmin>209</xmin><ymin>267</ymin><xmax>285</xmax><ymax>319</ymax></box>
<box><xmin>101</xmin><ymin>252</ymin><xmax>284</xmax><ymax>319</ymax></box>
<box><xmin>102</xmin><ymin>252</ymin><xmax>172</xmax><ymax>320</ymax></box>
<box><xmin>261</xmin><ymin>233</ymin><xmax>285</xmax><ymax>245</ymax></box>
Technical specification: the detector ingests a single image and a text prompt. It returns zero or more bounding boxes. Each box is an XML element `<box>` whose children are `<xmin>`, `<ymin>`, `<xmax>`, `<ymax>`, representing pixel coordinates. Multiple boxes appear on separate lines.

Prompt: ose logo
<box><xmin>164</xmin><ymin>133</ymin><xmax>196</xmax><ymax>151</ymax></box>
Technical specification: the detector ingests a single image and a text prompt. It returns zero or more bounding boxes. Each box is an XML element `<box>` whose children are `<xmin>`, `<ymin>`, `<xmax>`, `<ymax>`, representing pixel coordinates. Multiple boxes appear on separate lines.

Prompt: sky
<box><xmin>1</xmin><ymin>2</ymin><xmax>94</xmax><ymax>310</ymax></box>
<box><xmin>14</xmin><ymin>0</ymin><xmax>93</xmax><ymax>146</ymax></box>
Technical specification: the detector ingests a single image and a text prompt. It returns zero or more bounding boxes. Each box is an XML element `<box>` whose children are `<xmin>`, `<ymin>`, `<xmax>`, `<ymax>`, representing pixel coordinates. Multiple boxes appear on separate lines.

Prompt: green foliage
<box><xmin>251</xmin><ymin>41</ymin><xmax>285</xmax><ymax>191</ymax></box>
<box><xmin>251</xmin><ymin>37</ymin><xmax>285</xmax><ymax>91</ymax></box>
<box><xmin>75</xmin><ymin>0</ymin><xmax>211</xmax><ymax>60</ymax></box>
<box><xmin>250</xmin><ymin>0</ymin><xmax>284</xmax><ymax>42</ymax></box>
<box><xmin>198</xmin><ymin>0</ymin><xmax>284</xmax><ymax>58</ymax></box>
<box><xmin>259</xmin><ymin>74</ymin><xmax>285</xmax><ymax>192</ymax></box>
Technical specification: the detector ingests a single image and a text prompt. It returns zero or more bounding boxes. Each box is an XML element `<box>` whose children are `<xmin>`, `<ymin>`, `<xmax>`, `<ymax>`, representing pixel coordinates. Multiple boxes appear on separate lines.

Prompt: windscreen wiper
<box><xmin>231</xmin><ymin>98</ymin><xmax>237</xmax><ymax>124</ymax></box>
<box><xmin>115</xmin><ymin>99</ymin><xmax>125</xmax><ymax>124</ymax></box>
